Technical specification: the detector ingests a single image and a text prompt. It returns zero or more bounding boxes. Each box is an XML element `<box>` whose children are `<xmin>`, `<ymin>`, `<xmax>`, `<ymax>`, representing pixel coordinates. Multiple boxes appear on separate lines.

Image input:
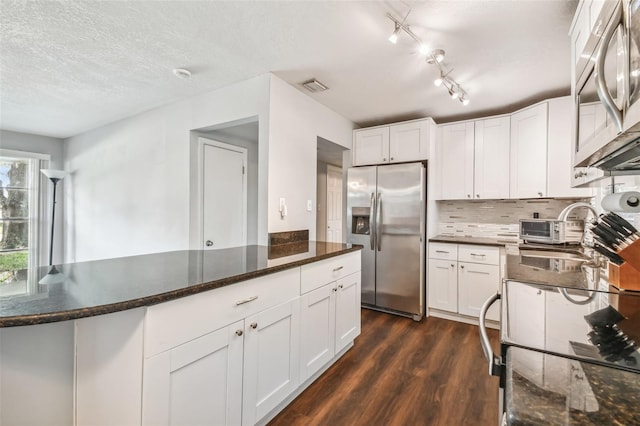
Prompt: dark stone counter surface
<box><xmin>502</xmin><ymin>249</ymin><xmax>640</xmax><ymax>425</ymax></box>
<box><xmin>0</xmin><ymin>242</ymin><xmax>361</xmax><ymax>327</ymax></box>
<box><xmin>506</xmin><ymin>347</ymin><xmax>640</xmax><ymax>425</ymax></box>
<box><xmin>428</xmin><ymin>235</ymin><xmax>514</xmax><ymax>247</ymax></box>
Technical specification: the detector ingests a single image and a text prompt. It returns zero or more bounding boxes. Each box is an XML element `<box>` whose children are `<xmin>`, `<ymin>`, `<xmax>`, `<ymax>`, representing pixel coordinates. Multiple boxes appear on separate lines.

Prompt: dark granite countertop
<box><xmin>428</xmin><ymin>235</ymin><xmax>514</xmax><ymax>247</ymax></box>
<box><xmin>0</xmin><ymin>242</ymin><xmax>361</xmax><ymax>327</ymax></box>
<box><xmin>506</xmin><ymin>346</ymin><xmax>640</xmax><ymax>425</ymax></box>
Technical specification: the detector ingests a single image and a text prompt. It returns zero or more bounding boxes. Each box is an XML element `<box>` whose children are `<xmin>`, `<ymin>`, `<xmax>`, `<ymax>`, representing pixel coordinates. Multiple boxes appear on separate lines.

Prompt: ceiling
<box><xmin>0</xmin><ymin>0</ymin><xmax>579</xmax><ymax>140</ymax></box>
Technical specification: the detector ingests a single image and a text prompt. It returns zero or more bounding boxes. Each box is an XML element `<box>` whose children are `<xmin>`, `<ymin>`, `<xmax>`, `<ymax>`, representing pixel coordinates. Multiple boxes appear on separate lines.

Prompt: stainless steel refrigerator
<box><xmin>347</xmin><ymin>162</ymin><xmax>425</xmax><ymax>320</ymax></box>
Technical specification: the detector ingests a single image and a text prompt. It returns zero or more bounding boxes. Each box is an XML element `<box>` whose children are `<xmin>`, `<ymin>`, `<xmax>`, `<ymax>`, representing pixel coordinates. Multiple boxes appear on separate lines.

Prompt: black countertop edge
<box><xmin>428</xmin><ymin>236</ymin><xmax>516</xmax><ymax>247</ymax></box>
<box><xmin>0</xmin><ymin>245</ymin><xmax>363</xmax><ymax>328</ymax></box>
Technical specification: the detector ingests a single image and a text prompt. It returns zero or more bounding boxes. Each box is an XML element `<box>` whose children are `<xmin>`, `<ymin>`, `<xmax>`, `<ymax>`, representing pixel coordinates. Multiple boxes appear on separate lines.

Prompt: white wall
<box><xmin>268</xmin><ymin>75</ymin><xmax>354</xmax><ymax>240</ymax></box>
<box><xmin>0</xmin><ymin>130</ymin><xmax>65</xmax><ymax>265</ymax></box>
<box><xmin>64</xmin><ymin>75</ymin><xmax>270</xmax><ymax>262</ymax></box>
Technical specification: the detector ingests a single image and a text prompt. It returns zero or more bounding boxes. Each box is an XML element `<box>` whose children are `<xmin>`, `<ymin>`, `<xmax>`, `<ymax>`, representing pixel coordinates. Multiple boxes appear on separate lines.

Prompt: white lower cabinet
<box><xmin>458</xmin><ymin>262</ymin><xmax>500</xmax><ymax>321</ymax></box>
<box><xmin>428</xmin><ymin>243</ymin><xmax>501</xmax><ymax>322</ymax></box>
<box><xmin>242</xmin><ymin>298</ymin><xmax>300</xmax><ymax>426</ymax></box>
<box><xmin>427</xmin><ymin>258</ymin><xmax>458</xmax><ymax>313</ymax></box>
<box><xmin>300</xmin><ymin>272</ymin><xmax>361</xmax><ymax>382</ymax></box>
<box><xmin>141</xmin><ymin>252</ymin><xmax>361</xmax><ymax>426</ymax></box>
<box><xmin>142</xmin><ymin>321</ymin><xmax>245</xmax><ymax>426</ymax></box>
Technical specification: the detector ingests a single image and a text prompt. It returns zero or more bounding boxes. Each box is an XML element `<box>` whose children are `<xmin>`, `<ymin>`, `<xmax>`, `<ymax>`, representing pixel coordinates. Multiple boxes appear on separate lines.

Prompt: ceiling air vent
<box><xmin>301</xmin><ymin>79</ymin><xmax>329</xmax><ymax>93</ymax></box>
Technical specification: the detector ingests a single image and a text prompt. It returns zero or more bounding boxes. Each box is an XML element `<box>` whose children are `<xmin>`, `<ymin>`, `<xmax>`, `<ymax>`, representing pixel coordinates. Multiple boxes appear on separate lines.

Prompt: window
<box><xmin>0</xmin><ymin>151</ymin><xmax>48</xmax><ymax>297</ymax></box>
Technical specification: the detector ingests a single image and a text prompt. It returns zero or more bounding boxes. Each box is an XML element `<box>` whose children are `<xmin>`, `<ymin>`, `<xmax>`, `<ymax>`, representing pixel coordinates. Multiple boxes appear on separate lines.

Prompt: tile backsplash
<box><xmin>436</xmin><ymin>198</ymin><xmax>589</xmax><ymax>241</ymax></box>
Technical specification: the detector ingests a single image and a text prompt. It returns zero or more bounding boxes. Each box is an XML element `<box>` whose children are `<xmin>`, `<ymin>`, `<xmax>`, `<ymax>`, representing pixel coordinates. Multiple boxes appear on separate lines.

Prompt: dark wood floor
<box><xmin>269</xmin><ymin>309</ymin><xmax>500</xmax><ymax>426</ymax></box>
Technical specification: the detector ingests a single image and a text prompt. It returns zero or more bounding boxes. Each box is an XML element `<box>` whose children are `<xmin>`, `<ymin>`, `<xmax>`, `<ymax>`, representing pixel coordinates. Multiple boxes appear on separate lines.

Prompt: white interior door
<box><xmin>201</xmin><ymin>138</ymin><xmax>247</xmax><ymax>249</ymax></box>
<box><xmin>326</xmin><ymin>165</ymin><xmax>342</xmax><ymax>243</ymax></box>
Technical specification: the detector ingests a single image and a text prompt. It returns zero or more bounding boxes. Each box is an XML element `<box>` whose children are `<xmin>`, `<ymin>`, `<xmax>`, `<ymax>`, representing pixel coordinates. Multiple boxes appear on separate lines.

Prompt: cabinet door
<box><xmin>353</xmin><ymin>127</ymin><xmax>390</xmax><ymax>166</ymax></box>
<box><xmin>389</xmin><ymin>120</ymin><xmax>429</xmax><ymax>163</ymax></box>
<box><xmin>547</xmin><ymin>97</ymin><xmax>593</xmax><ymax>197</ymax></box>
<box><xmin>438</xmin><ymin>122</ymin><xmax>475</xmax><ymax>200</ymax></box>
<box><xmin>510</xmin><ymin>103</ymin><xmax>548</xmax><ymax>198</ymax></box>
<box><xmin>242</xmin><ymin>298</ymin><xmax>300</xmax><ymax>426</ymax></box>
<box><xmin>427</xmin><ymin>258</ymin><xmax>458</xmax><ymax>313</ymax></box>
<box><xmin>457</xmin><ymin>262</ymin><xmax>500</xmax><ymax>321</ymax></box>
<box><xmin>300</xmin><ymin>284</ymin><xmax>336</xmax><ymax>382</ymax></box>
<box><xmin>474</xmin><ymin>116</ymin><xmax>510</xmax><ymax>199</ymax></box>
<box><xmin>335</xmin><ymin>272</ymin><xmax>361</xmax><ymax>353</ymax></box>
<box><xmin>142</xmin><ymin>321</ymin><xmax>244</xmax><ymax>426</ymax></box>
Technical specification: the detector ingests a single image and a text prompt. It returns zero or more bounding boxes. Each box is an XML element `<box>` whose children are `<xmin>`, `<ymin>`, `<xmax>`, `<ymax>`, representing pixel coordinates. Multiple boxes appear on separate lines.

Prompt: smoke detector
<box><xmin>301</xmin><ymin>79</ymin><xmax>329</xmax><ymax>93</ymax></box>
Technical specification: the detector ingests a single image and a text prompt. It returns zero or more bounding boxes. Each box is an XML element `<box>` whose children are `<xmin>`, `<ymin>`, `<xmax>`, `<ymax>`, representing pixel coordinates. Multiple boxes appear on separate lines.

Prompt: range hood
<box><xmin>591</xmin><ymin>135</ymin><xmax>640</xmax><ymax>173</ymax></box>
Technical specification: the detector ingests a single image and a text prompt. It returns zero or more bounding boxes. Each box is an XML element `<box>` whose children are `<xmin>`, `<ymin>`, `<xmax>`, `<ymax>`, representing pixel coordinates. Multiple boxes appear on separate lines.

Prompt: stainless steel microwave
<box><xmin>519</xmin><ymin>219</ymin><xmax>584</xmax><ymax>245</ymax></box>
<box><xmin>574</xmin><ymin>0</ymin><xmax>640</xmax><ymax>171</ymax></box>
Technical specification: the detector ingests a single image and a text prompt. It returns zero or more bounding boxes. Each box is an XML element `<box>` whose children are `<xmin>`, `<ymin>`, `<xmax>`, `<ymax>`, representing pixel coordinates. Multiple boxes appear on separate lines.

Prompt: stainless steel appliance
<box><xmin>347</xmin><ymin>162</ymin><xmax>425</xmax><ymax>320</ymax></box>
<box><xmin>479</xmin><ymin>262</ymin><xmax>640</xmax><ymax>425</ymax></box>
<box><xmin>519</xmin><ymin>219</ymin><xmax>584</xmax><ymax>245</ymax></box>
<box><xmin>574</xmin><ymin>0</ymin><xmax>640</xmax><ymax>171</ymax></box>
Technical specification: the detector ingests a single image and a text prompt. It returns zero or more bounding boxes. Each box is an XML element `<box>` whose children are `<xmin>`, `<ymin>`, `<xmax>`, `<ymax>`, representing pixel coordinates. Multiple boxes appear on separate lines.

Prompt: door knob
<box><xmin>250</xmin><ymin>322</ymin><xmax>258</xmax><ymax>329</ymax></box>
<box><xmin>235</xmin><ymin>330</ymin><xmax>243</xmax><ymax>336</ymax></box>
<box><xmin>205</xmin><ymin>240</ymin><xmax>213</xmax><ymax>247</ymax></box>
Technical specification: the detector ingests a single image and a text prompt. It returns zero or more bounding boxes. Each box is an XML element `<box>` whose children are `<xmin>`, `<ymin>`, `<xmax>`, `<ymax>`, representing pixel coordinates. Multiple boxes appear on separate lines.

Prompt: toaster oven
<box><xmin>519</xmin><ymin>219</ymin><xmax>585</xmax><ymax>244</ymax></box>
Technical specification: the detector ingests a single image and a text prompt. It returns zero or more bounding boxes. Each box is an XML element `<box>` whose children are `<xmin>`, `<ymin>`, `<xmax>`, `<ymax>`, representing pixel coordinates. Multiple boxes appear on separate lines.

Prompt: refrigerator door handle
<box><xmin>369</xmin><ymin>192</ymin><xmax>376</xmax><ymax>250</ymax></box>
<box><xmin>479</xmin><ymin>292</ymin><xmax>502</xmax><ymax>377</ymax></box>
<box><xmin>376</xmin><ymin>192</ymin><xmax>382</xmax><ymax>251</ymax></box>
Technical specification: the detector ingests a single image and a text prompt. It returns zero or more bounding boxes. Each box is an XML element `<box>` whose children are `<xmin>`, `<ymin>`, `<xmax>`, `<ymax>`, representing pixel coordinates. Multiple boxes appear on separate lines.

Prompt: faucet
<box><xmin>557</xmin><ymin>201</ymin><xmax>598</xmax><ymax>222</ymax></box>
<box><xmin>557</xmin><ymin>202</ymin><xmax>606</xmax><ymax>269</ymax></box>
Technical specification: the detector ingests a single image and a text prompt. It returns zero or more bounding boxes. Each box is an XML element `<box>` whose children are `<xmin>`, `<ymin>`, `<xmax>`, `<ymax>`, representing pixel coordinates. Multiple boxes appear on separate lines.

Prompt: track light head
<box><xmin>426</xmin><ymin>49</ymin><xmax>445</xmax><ymax>64</ymax></box>
<box><xmin>450</xmin><ymin>87</ymin><xmax>459</xmax><ymax>99</ymax></box>
<box><xmin>389</xmin><ymin>23</ymin><xmax>401</xmax><ymax>44</ymax></box>
<box><xmin>434</xmin><ymin>77</ymin><xmax>443</xmax><ymax>87</ymax></box>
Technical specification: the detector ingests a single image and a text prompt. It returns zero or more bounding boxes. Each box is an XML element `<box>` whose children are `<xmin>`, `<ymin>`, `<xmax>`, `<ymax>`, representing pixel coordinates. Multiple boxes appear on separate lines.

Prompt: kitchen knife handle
<box><xmin>479</xmin><ymin>292</ymin><xmax>502</xmax><ymax>377</ymax></box>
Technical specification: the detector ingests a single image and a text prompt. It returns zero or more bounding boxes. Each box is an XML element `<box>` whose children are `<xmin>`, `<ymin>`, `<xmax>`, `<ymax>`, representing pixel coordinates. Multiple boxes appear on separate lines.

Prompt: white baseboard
<box><xmin>428</xmin><ymin>309</ymin><xmax>500</xmax><ymax>330</ymax></box>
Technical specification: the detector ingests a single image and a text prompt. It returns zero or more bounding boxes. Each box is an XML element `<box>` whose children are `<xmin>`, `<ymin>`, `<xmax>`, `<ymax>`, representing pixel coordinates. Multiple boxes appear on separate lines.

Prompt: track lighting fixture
<box><xmin>388</xmin><ymin>23</ymin><xmax>401</xmax><ymax>44</ymax></box>
<box><xmin>385</xmin><ymin>12</ymin><xmax>470</xmax><ymax>106</ymax></box>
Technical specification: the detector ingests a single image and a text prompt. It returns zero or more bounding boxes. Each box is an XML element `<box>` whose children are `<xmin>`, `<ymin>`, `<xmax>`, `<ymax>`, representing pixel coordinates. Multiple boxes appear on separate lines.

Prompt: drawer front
<box><xmin>300</xmin><ymin>251</ymin><xmax>361</xmax><ymax>294</ymax></box>
<box><xmin>428</xmin><ymin>243</ymin><xmax>458</xmax><ymax>261</ymax></box>
<box><xmin>458</xmin><ymin>245</ymin><xmax>499</xmax><ymax>265</ymax></box>
<box><xmin>144</xmin><ymin>268</ymin><xmax>300</xmax><ymax>358</ymax></box>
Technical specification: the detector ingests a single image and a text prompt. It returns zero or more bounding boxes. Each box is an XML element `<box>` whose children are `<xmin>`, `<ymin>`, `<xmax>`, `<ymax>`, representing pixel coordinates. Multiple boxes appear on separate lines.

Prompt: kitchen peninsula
<box><xmin>0</xmin><ymin>242</ymin><xmax>362</xmax><ymax>426</ymax></box>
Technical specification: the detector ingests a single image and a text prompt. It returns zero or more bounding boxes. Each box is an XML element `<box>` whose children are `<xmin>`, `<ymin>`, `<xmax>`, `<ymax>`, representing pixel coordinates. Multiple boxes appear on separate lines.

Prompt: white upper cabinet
<box><xmin>353</xmin><ymin>127</ymin><xmax>389</xmax><ymax>166</ymax></box>
<box><xmin>510</xmin><ymin>102</ymin><xmax>549</xmax><ymax>198</ymax></box>
<box><xmin>353</xmin><ymin>119</ymin><xmax>433</xmax><ymax>166</ymax></box>
<box><xmin>547</xmin><ymin>97</ymin><xmax>593</xmax><ymax>198</ymax></box>
<box><xmin>474</xmin><ymin>116</ymin><xmax>510</xmax><ymax>199</ymax></box>
<box><xmin>438</xmin><ymin>122</ymin><xmax>475</xmax><ymax>199</ymax></box>
<box><xmin>388</xmin><ymin>119</ymin><xmax>430</xmax><ymax>163</ymax></box>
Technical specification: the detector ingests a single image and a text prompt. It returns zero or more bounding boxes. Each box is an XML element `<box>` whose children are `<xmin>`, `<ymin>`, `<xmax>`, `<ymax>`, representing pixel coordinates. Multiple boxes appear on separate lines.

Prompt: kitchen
<box><xmin>1</xmin><ymin>1</ymin><xmax>640</xmax><ymax>425</ymax></box>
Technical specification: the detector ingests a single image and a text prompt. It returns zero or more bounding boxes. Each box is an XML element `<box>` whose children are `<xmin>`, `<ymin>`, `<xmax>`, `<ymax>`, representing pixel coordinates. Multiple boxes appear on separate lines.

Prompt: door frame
<box><xmin>325</xmin><ymin>164</ymin><xmax>343</xmax><ymax>243</ymax></box>
<box><xmin>197</xmin><ymin>137</ymin><xmax>248</xmax><ymax>249</ymax></box>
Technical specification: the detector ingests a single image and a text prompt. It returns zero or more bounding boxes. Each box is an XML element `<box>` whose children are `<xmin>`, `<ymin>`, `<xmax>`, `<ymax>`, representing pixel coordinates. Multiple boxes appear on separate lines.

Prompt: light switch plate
<box><xmin>307</xmin><ymin>200</ymin><xmax>312</xmax><ymax>211</ymax></box>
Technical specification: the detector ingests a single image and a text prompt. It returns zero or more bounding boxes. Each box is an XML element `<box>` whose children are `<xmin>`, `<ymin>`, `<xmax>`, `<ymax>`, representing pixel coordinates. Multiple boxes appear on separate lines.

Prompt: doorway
<box><xmin>316</xmin><ymin>137</ymin><xmax>347</xmax><ymax>243</ymax></box>
<box><xmin>200</xmin><ymin>138</ymin><xmax>248</xmax><ymax>249</ymax></box>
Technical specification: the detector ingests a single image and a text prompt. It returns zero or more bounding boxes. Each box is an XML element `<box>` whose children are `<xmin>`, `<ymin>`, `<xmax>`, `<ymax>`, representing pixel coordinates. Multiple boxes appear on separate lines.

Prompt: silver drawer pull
<box><xmin>470</xmin><ymin>253</ymin><xmax>486</xmax><ymax>257</ymax></box>
<box><xmin>435</xmin><ymin>250</ymin><xmax>449</xmax><ymax>254</ymax></box>
<box><xmin>236</xmin><ymin>296</ymin><xmax>258</xmax><ymax>306</ymax></box>
<box><xmin>333</xmin><ymin>266</ymin><xmax>344</xmax><ymax>272</ymax></box>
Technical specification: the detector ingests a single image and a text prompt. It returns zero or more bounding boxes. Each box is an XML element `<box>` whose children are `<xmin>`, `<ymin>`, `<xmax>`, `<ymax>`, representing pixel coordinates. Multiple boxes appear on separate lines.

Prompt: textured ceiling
<box><xmin>0</xmin><ymin>0</ymin><xmax>578</xmax><ymax>139</ymax></box>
